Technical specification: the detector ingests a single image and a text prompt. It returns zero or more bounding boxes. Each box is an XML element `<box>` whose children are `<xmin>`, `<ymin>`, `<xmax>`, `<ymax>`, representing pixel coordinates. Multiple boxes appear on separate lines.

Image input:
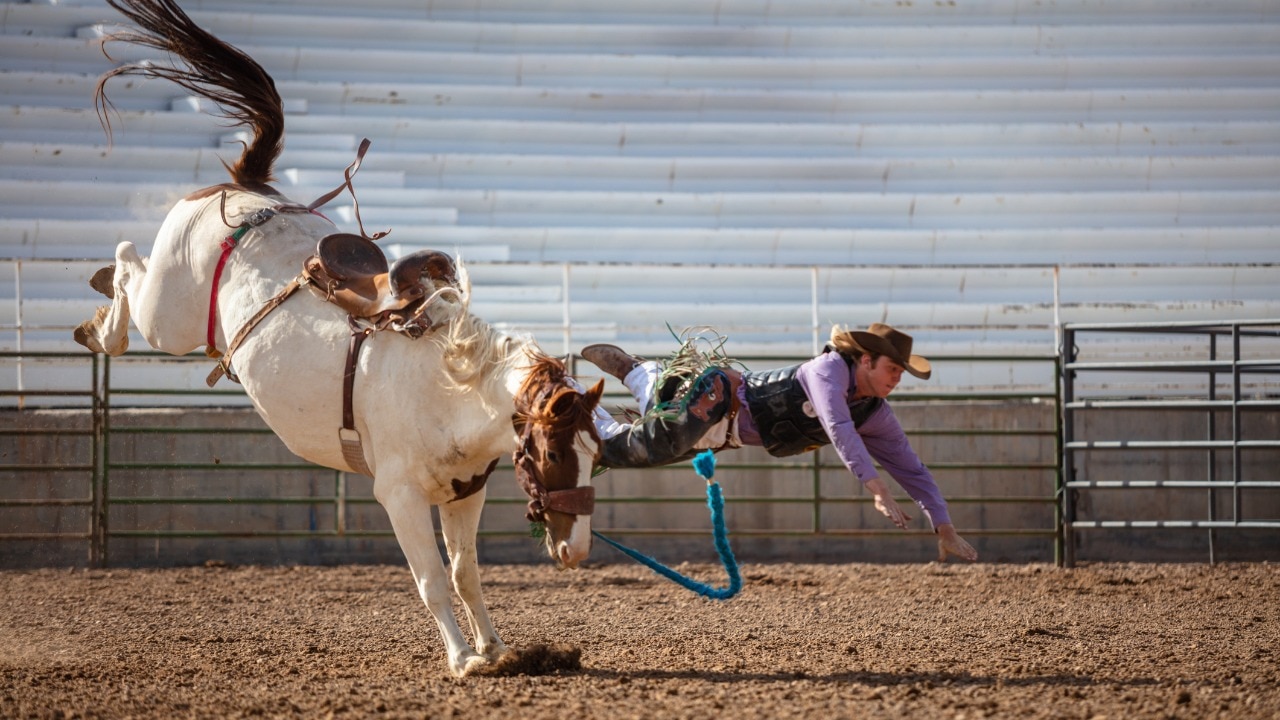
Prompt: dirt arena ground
<box><xmin>2</xmin><ymin>560</ymin><xmax>1277</xmax><ymax>719</ymax></box>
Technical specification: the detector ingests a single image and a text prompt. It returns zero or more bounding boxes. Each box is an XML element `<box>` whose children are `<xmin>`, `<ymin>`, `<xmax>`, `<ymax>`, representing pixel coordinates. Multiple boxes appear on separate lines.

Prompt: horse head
<box><xmin>512</xmin><ymin>356</ymin><xmax>605</xmax><ymax>569</ymax></box>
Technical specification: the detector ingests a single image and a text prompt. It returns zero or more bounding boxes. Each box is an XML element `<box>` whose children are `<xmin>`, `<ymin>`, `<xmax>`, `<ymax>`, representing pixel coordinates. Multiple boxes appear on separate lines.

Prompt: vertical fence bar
<box><xmin>810</xmin><ymin>266</ymin><xmax>820</xmax><ymax>357</ymax></box>
<box><xmin>1231</xmin><ymin>324</ymin><xmax>1243</xmax><ymax>531</ymax></box>
<box><xmin>91</xmin><ymin>353</ymin><xmax>103</xmax><ymax>567</ymax></box>
<box><xmin>810</xmin><ymin>450</ymin><xmax>821</xmax><ymax>534</ymax></box>
<box><xmin>1207</xmin><ymin>331</ymin><xmax>1218</xmax><ymax>563</ymax></box>
<box><xmin>1060</xmin><ymin>325</ymin><xmax>1076</xmax><ymax>568</ymax></box>
<box><xmin>100</xmin><ymin>354</ymin><xmax>112</xmax><ymax>567</ymax></box>
<box><xmin>561</xmin><ymin>263</ymin><xmax>572</xmax><ymax>358</ymax></box>
<box><xmin>1052</xmin><ymin>266</ymin><xmax>1064</xmax><ymax>566</ymax></box>
<box><xmin>14</xmin><ymin>261</ymin><xmax>23</xmax><ymax>408</ymax></box>
<box><xmin>1053</xmin><ymin>355</ymin><xmax>1064</xmax><ymax>567</ymax></box>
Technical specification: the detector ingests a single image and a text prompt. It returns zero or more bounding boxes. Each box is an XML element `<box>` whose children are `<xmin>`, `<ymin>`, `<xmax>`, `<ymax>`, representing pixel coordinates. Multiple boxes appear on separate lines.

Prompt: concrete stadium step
<box><xmin>9</xmin><ymin>35</ymin><xmax>1278</xmax><ymax>92</ymax></box>
<box><xmin>267</xmin><ymin>188</ymin><xmax>1280</xmax><ymax>230</ymax></box>
<box><xmin>4</xmin><ymin>179</ymin><xmax>1278</xmax><ymax>229</ymax></box>
<box><xmin>293</xmin><ymin>153</ymin><xmax>1280</xmax><ymax>193</ymax></box>
<box><xmin>4</xmin><ymin>3</ymin><xmax>1267</xmax><ymax>57</ymax></box>
<box><xmin>0</xmin><ymin>219</ymin><xmax>160</xmax><ymax>260</ymax></box>
<box><xmin>3</xmin><ymin>219</ymin><xmax>1276</xmax><ymax>268</ymax></box>
<box><xmin>180</xmin><ymin>83</ymin><xmax>1280</xmax><ymax>125</ymax></box>
<box><xmin>8</xmin><ymin>106</ymin><xmax>1279</xmax><ymax>160</ymax></box>
<box><xmin>31</xmin><ymin>0</ymin><xmax>1279</xmax><ymax>26</ymax></box>
<box><xmin>17</xmin><ymin>142</ymin><xmax>1272</xmax><ymax>194</ymax></box>
<box><xmin>413</xmin><ymin>226</ymin><xmax>1280</xmax><ymax>265</ymax></box>
<box><xmin>0</xmin><ymin>143</ymin><xmax>406</xmax><ymax>188</ymax></box>
<box><xmin>556</xmin><ymin>263</ymin><xmax>1280</xmax><ymax>305</ymax></box>
<box><xmin>325</xmin><ymin>206</ymin><xmax>457</xmax><ymax>228</ymax></box>
<box><xmin>382</xmin><ymin>242</ymin><xmax>509</xmax><ymax>263</ymax></box>
<box><xmin>266</xmin><ymin>118</ymin><xmax>1280</xmax><ymax>159</ymax></box>
<box><xmin>0</xmin><ymin>217</ymin><xmax>511</xmax><ymax>261</ymax></box>
<box><xmin>7</xmin><ymin>69</ymin><xmax>1278</xmax><ymax>124</ymax></box>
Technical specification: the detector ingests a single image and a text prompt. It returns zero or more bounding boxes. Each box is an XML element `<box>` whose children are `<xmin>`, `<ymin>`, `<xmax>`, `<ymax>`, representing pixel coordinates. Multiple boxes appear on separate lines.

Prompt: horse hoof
<box><xmin>73</xmin><ymin>307</ymin><xmax>126</xmax><ymax>355</ymax></box>
<box><xmin>73</xmin><ymin>318</ymin><xmax>106</xmax><ymax>354</ymax></box>
<box><xmin>88</xmin><ymin>265</ymin><xmax>116</xmax><ymax>299</ymax></box>
<box><xmin>455</xmin><ymin>654</ymin><xmax>489</xmax><ymax>677</ymax></box>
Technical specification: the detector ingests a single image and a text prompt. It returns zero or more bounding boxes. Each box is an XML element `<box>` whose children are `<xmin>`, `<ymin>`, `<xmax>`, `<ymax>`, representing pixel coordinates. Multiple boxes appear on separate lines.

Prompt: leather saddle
<box><xmin>302</xmin><ymin>233</ymin><xmax>458</xmax><ymax>335</ymax></box>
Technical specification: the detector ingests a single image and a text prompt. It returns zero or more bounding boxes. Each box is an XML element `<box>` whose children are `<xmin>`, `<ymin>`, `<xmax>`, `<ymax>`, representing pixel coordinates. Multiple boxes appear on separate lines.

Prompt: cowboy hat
<box><xmin>846</xmin><ymin>323</ymin><xmax>932</xmax><ymax>380</ymax></box>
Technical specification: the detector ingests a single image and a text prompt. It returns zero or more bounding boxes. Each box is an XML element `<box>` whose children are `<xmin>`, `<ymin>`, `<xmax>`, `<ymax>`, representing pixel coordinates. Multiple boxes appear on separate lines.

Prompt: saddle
<box><xmin>300</xmin><ymin>234</ymin><xmax>463</xmax><ymax>476</ymax></box>
<box><xmin>302</xmin><ymin>233</ymin><xmax>459</xmax><ymax>335</ymax></box>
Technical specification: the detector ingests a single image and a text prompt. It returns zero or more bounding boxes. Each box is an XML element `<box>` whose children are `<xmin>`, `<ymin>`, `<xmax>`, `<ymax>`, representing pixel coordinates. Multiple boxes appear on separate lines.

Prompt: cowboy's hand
<box><xmin>936</xmin><ymin>523</ymin><xmax>978</xmax><ymax>563</ymax></box>
<box><xmin>865</xmin><ymin>477</ymin><xmax>911</xmax><ymax>529</ymax></box>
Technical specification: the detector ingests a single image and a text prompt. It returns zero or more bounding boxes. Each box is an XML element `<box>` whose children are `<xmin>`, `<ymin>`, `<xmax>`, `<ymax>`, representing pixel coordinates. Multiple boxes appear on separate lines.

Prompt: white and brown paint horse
<box><xmin>75</xmin><ymin>0</ymin><xmax>603</xmax><ymax>677</ymax></box>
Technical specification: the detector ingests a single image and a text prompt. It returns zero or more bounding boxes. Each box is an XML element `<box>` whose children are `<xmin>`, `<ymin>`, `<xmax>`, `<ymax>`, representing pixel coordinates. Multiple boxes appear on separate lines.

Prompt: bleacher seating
<box><xmin>1</xmin><ymin>0</ymin><xmax>1277</xmax><ymax>393</ymax></box>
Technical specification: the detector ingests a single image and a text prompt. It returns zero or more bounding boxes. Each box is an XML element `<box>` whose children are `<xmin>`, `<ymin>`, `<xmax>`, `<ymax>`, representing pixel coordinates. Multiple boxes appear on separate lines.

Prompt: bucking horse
<box><xmin>74</xmin><ymin>0</ymin><xmax>605</xmax><ymax>677</ymax></box>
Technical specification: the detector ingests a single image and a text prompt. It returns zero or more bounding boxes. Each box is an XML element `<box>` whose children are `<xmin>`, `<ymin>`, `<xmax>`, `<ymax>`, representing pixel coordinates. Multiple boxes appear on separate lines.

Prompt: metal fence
<box><xmin>1061</xmin><ymin>319</ymin><xmax>1280</xmax><ymax>566</ymax></box>
<box><xmin>1</xmin><ymin>349</ymin><xmax>1062</xmax><ymax>567</ymax></box>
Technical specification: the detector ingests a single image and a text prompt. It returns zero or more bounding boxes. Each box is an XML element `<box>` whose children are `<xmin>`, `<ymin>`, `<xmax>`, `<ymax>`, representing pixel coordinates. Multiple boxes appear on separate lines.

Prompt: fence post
<box><xmin>1060</xmin><ymin>326</ymin><xmax>1076</xmax><ymax>568</ymax></box>
<box><xmin>93</xmin><ymin>354</ymin><xmax>112</xmax><ymax>567</ymax></box>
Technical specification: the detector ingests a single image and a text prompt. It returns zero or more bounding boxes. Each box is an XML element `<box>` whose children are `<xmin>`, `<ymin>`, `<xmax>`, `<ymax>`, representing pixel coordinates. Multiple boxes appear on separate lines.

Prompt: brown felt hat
<box><xmin>846</xmin><ymin>323</ymin><xmax>932</xmax><ymax>380</ymax></box>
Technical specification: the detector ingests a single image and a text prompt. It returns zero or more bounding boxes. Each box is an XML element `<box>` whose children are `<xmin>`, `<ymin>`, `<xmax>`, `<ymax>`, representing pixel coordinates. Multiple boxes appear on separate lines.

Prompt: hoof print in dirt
<box><xmin>471</xmin><ymin>644</ymin><xmax>583</xmax><ymax>677</ymax></box>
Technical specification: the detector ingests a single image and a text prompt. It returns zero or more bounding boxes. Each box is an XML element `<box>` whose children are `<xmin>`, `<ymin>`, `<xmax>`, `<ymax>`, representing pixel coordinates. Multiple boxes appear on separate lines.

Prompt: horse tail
<box><xmin>95</xmin><ymin>0</ymin><xmax>283</xmax><ymax>187</ymax></box>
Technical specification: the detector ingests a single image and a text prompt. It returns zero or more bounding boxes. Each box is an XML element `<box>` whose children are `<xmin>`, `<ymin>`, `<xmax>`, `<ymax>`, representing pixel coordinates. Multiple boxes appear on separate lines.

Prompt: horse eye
<box><xmin>547</xmin><ymin>451</ymin><xmax>560</xmax><ymax>464</ymax></box>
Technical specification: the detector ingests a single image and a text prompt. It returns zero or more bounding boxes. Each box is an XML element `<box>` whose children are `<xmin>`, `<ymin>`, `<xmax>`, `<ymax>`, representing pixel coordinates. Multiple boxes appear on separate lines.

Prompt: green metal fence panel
<box><xmin>0</xmin><ymin>351</ymin><xmax>103</xmax><ymax>565</ymax></box>
<box><xmin>1</xmin><ymin>350</ymin><xmax>1063</xmax><ymax>566</ymax></box>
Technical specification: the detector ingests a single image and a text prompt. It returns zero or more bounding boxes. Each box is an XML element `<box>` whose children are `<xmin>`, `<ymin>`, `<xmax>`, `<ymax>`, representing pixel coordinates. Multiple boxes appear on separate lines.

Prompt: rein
<box><xmin>592</xmin><ymin>450</ymin><xmax>742</xmax><ymax>601</ymax></box>
<box><xmin>204</xmin><ymin>139</ymin><xmax>382</xmax><ymax>385</ymax></box>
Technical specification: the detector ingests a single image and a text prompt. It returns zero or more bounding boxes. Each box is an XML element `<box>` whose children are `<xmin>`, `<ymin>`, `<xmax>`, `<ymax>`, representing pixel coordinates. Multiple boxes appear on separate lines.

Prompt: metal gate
<box><xmin>1060</xmin><ymin>320</ymin><xmax>1280</xmax><ymax>566</ymax></box>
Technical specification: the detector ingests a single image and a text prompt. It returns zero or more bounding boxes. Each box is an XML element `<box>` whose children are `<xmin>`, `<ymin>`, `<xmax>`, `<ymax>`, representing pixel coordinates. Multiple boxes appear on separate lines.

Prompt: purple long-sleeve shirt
<box><xmin>735</xmin><ymin>352</ymin><xmax>952</xmax><ymax>528</ymax></box>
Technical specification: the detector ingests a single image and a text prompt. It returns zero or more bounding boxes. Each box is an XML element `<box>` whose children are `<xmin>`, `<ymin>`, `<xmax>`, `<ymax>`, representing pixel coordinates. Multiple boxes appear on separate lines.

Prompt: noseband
<box><xmin>513</xmin><ymin>384</ymin><xmax>598</xmax><ymax>523</ymax></box>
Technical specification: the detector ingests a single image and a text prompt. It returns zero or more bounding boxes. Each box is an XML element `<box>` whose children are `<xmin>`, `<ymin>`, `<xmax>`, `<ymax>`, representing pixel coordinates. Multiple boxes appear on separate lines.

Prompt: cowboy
<box><xmin>579</xmin><ymin>323</ymin><xmax>979</xmax><ymax>563</ymax></box>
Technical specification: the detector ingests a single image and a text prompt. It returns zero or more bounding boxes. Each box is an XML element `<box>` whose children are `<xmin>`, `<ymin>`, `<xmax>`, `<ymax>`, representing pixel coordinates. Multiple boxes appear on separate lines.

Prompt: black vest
<box><xmin>743</xmin><ymin>353</ymin><xmax>883</xmax><ymax>458</ymax></box>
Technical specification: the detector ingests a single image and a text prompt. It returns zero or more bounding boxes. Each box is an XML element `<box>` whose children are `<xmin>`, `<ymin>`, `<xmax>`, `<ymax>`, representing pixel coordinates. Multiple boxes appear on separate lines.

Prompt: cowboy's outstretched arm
<box><xmin>864</xmin><ymin>476</ymin><xmax>912</xmax><ymax>529</ymax></box>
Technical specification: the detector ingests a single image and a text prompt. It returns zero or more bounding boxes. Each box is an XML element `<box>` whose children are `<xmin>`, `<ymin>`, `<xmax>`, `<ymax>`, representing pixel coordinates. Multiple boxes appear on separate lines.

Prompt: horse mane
<box><xmin>427</xmin><ymin>260</ymin><xmax>538</xmax><ymax>400</ymax></box>
<box><xmin>514</xmin><ymin>356</ymin><xmax>569</xmax><ymax>420</ymax></box>
<box><xmin>95</xmin><ymin>0</ymin><xmax>284</xmax><ymax>188</ymax></box>
<box><xmin>424</xmin><ymin>261</ymin><xmax>585</xmax><ymax>428</ymax></box>
<box><xmin>514</xmin><ymin>357</ymin><xmax>603</xmax><ymax>439</ymax></box>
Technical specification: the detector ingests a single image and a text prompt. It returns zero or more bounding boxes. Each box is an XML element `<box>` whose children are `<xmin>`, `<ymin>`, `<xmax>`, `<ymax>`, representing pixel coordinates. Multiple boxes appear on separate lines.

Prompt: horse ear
<box><xmin>548</xmin><ymin>386</ymin><xmax>579</xmax><ymax>416</ymax></box>
<box><xmin>511</xmin><ymin>412</ymin><xmax>528</xmax><ymax>436</ymax></box>
<box><xmin>584</xmin><ymin>379</ymin><xmax>605</xmax><ymax>409</ymax></box>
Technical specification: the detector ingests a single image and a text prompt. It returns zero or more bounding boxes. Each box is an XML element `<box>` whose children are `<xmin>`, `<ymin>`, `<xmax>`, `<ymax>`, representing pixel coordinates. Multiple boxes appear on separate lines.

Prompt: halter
<box><xmin>512</xmin><ymin>383</ymin><xmax>599</xmax><ymax>523</ymax></box>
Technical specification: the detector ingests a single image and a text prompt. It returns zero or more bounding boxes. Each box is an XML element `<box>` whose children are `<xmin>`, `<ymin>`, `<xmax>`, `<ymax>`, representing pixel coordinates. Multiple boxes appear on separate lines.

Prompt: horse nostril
<box><xmin>557</xmin><ymin>542</ymin><xmax>577</xmax><ymax>568</ymax></box>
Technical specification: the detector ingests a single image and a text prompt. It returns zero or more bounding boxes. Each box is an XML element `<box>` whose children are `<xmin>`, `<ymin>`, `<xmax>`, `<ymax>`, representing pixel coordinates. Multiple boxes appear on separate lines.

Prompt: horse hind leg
<box><xmin>73</xmin><ymin>242</ymin><xmax>144</xmax><ymax>356</ymax></box>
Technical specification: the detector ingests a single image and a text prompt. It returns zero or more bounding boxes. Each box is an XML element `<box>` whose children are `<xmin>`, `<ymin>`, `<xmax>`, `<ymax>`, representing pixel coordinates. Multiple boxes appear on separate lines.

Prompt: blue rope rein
<box><xmin>592</xmin><ymin>450</ymin><xmax>742</xmax><ymax>600</ymax></box>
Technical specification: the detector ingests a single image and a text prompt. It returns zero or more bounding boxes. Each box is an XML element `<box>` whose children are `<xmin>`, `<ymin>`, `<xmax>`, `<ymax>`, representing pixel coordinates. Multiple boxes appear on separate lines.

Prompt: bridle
<box><xmin>512</xmin><ymin>383</ymin><xmax>600</xmax><ymax>523</ymax></box>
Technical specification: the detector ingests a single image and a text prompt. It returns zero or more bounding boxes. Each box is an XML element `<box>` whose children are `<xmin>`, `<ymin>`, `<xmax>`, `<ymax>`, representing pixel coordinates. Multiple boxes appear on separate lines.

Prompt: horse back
<box><xmin>134</xmin><ymin>186</ymin><xmax>325</xmax><ymax>355</ymax></box>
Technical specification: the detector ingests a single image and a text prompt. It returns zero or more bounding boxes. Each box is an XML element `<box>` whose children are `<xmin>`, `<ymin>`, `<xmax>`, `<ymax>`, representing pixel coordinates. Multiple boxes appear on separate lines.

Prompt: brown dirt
<box><xmin>2</xmin><ymin>561</ymin><xmax>1277</xmax><ymax>719</ymax></box>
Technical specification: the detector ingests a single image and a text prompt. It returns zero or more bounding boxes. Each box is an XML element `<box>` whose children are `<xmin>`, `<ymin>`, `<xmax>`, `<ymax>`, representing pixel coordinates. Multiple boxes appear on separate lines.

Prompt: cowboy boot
<box><xmin>581</xmin><ymin>343</ymin><xmax>644</xmax><ymax>381</ymax></box>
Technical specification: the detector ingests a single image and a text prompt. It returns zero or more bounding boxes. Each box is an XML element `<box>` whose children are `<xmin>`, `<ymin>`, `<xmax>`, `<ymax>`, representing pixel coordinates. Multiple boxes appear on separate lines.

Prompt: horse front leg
<box><xmin>74</xmin><ymin>241</ymin><xmax>145</xmax><ymax>355</ymax></box>
<box><xmin>375</xmin><ymin>477</ymin><xmax>486</xmax><ymax>677</ymax></box>
<box><xmin>438</xmin><ymin>488</ymin><xmax>507</xmax><ymax>662</ymax></box>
